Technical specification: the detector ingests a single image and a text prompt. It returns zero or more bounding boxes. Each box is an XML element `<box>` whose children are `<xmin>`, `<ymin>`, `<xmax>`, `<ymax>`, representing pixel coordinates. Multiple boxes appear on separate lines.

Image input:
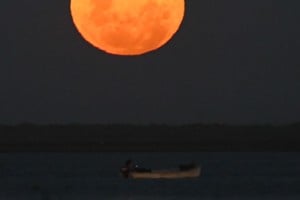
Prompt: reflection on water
<box><xmin>0</xmin><ymin>153</ymin><xmax>300</xmax><ymax>200</ymax></box>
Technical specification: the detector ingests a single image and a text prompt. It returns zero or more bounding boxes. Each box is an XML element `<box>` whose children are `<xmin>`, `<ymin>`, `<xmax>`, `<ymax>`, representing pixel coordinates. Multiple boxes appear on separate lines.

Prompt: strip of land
<box><xmin>0</xmin><ymin>124</ymin><xmax>299</xmax><ymax>152</ymax></box>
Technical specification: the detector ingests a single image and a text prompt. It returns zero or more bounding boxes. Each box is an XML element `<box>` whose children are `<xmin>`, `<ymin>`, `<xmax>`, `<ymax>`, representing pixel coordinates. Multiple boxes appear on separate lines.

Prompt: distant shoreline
<box><xmin>1</xmin><ymin>124</ymin><xmax>300</xmax><ymax>152</ymax></box>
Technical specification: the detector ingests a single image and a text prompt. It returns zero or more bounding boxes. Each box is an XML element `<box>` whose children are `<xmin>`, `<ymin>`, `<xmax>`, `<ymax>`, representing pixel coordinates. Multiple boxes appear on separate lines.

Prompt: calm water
<box><xmin>0</xmin><ymin>153</ymin><xmax>299</xmax><ymax>200</ymax></box>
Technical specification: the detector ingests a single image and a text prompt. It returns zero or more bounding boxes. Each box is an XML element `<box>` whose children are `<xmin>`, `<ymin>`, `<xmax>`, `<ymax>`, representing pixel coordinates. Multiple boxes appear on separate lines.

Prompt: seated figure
<box><xmin>120</xmin><ymin>159</ymin><xmax>151</xmax><ymax>178</ymax></box>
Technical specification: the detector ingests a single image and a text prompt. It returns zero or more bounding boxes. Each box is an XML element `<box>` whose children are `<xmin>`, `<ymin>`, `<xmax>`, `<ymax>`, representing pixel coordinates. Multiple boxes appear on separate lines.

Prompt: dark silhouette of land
<box><xmin>0</xmin><ymin>123</ymin><xmax>300</xmax><ymax>152</ymax></box>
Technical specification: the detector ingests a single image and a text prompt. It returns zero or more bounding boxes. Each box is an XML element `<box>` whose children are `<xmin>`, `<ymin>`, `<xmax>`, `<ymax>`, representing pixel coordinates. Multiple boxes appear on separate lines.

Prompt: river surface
<box><xmin>0</xmin><ymin>152</ymin><xmax>299</xmax><ymax>199</ymax></box>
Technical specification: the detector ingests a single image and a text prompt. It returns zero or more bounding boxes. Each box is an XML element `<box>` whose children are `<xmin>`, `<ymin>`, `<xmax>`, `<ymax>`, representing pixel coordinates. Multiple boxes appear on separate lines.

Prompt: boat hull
<box><xmin>129</xmin><ymin>166</ymin><xmax>201</xmax><ymax>179</ymax></box>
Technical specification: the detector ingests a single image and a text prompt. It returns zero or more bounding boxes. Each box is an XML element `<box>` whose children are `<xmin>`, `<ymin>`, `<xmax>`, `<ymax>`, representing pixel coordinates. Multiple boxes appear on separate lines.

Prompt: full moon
<box><xmin>70</xmin><ymin>0</ymin><xmax>185</xmax><ymax>56</ymax></box>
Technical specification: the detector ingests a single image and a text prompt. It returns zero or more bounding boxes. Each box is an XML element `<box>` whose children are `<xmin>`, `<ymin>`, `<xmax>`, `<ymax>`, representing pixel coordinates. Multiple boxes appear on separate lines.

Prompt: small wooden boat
<box><xmin>129</xmin><ymin>164</ymin><xmax>201</xmax><ymax>179</ymax></box>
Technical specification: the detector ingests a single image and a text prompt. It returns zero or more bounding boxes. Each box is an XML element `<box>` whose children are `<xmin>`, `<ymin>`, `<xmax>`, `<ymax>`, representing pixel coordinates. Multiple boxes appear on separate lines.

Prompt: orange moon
<box><xmin>70</xmin><ymin>0</ymin><xmax>185</xmax><ymax>56</ymax></box>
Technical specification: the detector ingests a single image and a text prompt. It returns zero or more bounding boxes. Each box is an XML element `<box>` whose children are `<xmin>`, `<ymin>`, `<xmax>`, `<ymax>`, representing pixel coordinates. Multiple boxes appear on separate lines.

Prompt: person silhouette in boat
<box><xmin>120</xmin><ymin>159</ymin><xmax>135</xmax><ymax>178</ymax></box>
<box><xmin>120</xmin><ymin>159</ymin><xmax>151</xmax><ymax>178</ymax></box>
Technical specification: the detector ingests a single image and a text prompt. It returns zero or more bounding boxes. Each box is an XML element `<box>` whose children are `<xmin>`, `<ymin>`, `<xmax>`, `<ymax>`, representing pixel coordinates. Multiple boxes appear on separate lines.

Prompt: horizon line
<box><xmin>1</xmin><ymin>122</ymin><xmax>300</xmax><ymax>127</ymax></box>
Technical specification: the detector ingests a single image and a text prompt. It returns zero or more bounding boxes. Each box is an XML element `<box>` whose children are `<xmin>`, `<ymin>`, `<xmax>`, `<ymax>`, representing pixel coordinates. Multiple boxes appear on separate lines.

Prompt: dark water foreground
<box><xmin>0</xmin><ymin>153</ymin><xmax>299</xmax><ymax>200</ymax></box>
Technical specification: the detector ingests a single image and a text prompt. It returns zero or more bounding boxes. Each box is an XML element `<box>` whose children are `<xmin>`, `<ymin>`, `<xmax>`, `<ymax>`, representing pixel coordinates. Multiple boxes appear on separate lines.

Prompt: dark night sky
<box><xmin>1</xmin><ymin>0</ymin><xmax>300</xmax><ymax>125</ymax></box>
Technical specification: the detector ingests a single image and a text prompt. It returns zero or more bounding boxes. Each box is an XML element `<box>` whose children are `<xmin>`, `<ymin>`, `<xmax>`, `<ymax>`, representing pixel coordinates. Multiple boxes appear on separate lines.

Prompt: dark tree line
<box><xmin>0</xmin><ymin>123</ymin><xmax>300</xmax><ymax>152</ymax></box>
